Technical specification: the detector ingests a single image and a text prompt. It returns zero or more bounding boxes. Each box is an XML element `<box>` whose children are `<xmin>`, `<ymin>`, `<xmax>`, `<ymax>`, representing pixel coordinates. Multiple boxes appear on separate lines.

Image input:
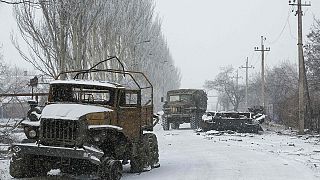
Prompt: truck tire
<box><xmin>143</xmin><ymin>133</ymin><xmax>160</xmax><ymax>168</ymax></box>
<box><xmin>162</xmin><ymin>117</ymin><xmax>170</xmax><ymax>131</ymax></box>
<box><xmin>190</xmin><ymin>113</ymin><xmax>198</xmax><ymax>129</ymax></box>
<box><xmin>10</xmin><ymin>154</ymin><xmax>49</xmax><ymax>178</ymax></box>
<box><xmin>98</xmin><ymin>157</ymin><xmax>122</xmax><ymax>180</ymax></box>
<box><xmin>171</xmin><ymin>123</ymin><xmax>180</xmax><ymax>129</ymax></box>
<box><xmin>130</xmin><ymin>141</ymin><xmax>148</xmax><ymax>173</ymax></box>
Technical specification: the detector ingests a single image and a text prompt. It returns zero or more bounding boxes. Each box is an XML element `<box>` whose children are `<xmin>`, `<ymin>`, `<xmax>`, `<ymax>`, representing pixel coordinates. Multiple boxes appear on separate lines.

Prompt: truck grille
<box><xmin>170</xmin><ymin>107</ymin><xmax>181</xmax><ymax>113</ymax></box>
<box><xmin>41</xmin><ymin>119</ymin><xmax>79</xmax><ymax>142</ymax></box>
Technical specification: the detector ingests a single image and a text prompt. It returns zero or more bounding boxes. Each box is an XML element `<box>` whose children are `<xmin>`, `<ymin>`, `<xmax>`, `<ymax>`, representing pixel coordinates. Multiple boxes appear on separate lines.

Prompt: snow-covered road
<box><xmin>123</xmin><ymin>124</ymin><xmax>320</xmax><ymax>180</ymax></box>
<box><xmin>1</xmin><ymin>123</ymin><xmax>320</xmax><ymax>180</ymax></box>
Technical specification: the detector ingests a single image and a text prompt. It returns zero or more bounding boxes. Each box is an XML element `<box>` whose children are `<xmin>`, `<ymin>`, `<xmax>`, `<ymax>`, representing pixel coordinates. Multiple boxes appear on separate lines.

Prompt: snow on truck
<box><xmin>162</xmin><ymin>89</ymin><xmax>207</xmax><ymax>130</ymax></box>
<box><xmin>9</xmin><ymin>57</ymin><xmax>160</xmax><ymax>180</ymax></box>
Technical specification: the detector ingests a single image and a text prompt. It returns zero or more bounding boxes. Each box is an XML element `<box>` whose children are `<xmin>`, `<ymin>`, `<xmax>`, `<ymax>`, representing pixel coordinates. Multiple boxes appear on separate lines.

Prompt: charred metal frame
<box><xmin>55</xmin><ymin>56</ymin><xmax>153</xmax><ymax>104</ymax></box>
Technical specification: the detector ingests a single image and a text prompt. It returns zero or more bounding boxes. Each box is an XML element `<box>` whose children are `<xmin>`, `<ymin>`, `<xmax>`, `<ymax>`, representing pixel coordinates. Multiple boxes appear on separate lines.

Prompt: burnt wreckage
<box><xmin>199</xmin><ymin>110</ymin><xmax>265</xmax><ymax>133</ymax></box>
<box><xmin>162</xmin><ymin>89</ymin><xmax>207</xmax><ymax>130</ymax></box>
<box><xmin>9</xmin><ymin>57</ymin><xmax>160</xmax><ymax>180</ymax></box>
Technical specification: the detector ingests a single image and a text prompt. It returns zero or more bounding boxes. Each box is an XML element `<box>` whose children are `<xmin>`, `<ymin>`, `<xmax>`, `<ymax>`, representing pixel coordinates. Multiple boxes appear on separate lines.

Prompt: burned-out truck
<box><xmin>162</xmin><ymin>89</ymin><xmax>207</xmax><ymax>130</ymax></box>
<box><xmin>199</xmin><ymin>111</ymin><xmax>264</xmax><ymax>133</ymax></box>
<box><xmin>9</xmin><ymin>57</ymin><xmax>160</xmax><ymax>180</ymax></box>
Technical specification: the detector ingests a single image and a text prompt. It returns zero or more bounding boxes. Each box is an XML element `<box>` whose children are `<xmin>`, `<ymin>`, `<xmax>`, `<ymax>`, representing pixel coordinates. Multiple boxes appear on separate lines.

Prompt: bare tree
<box><xmin>12</xmin><ymin>0</ymin><xmax>181</xmax><ymax>110</ymax></box>
<box><xmin>204</xmin><ymin>66</ymin><xmax>245</xmax><ymax>111</ymax></box>
<box><xmin>305</xmin><ymin>18</ymin><xmax>320</xmax><ymax>89</ymax></box>
<box><xmin>248</xmin><ymin>61</ymin><xmax>299</xmax><ymax>126</ymax></box>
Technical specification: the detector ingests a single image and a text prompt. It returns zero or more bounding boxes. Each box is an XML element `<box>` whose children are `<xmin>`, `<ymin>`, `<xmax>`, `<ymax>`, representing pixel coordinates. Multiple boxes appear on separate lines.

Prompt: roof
<box><xmin>167</xmin><ymin>89</ymin><xmax>205</xmax><ymax>94</ymax></box>
<box><xmin>50</xmin><ymin>79</ymin><xmax>124</xmax><ymax>89</ymax></box>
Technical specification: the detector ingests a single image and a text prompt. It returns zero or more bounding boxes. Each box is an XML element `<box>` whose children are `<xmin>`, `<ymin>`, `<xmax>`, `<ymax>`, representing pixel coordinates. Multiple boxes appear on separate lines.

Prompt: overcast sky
<box><xmin>0</xmin><ymin>1</ymin><xmax>320</xmax><ymax>91</ymax></box>
<box><xmin>154</xmin><ymin>0</ymin><xmax>320</xmax><ymax>89</ymax></box>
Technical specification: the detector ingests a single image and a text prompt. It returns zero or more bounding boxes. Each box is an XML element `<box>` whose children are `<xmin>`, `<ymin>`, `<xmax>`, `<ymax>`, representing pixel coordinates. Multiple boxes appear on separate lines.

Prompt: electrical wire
<box><xmin>269</xmin><ymin>9</ymin><xmax>292</xmax><ymax>45</ymax></box>
<box><xmin>287</xmin><ymin>8</ymin><xmax>298</xmax><ymax>41</ymax></box>
<box><xmin>252</xmin><ymin>51</ymin><xmax>260</xmax><ymax>68</ymax></box>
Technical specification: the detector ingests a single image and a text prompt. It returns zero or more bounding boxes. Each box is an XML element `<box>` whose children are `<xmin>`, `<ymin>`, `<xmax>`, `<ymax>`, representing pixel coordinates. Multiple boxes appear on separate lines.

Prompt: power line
<box><xmin>287</xmin><ymin>14</ymin><xmax>298</xmax><ymax>40</ymax></box>
<box><xmin>270</xmin><ymin>9</ymin><xmax>292</xmax><ymax>45</ymax></box>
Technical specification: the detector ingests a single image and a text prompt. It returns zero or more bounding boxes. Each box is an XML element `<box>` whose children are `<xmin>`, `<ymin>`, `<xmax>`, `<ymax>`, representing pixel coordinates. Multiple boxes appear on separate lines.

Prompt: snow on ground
<box><xmin>122</xmin><ymin>123</ymin><xmax>320</xmax><ymax>180</ymax></box>
<box><xmin>1</xmin><ymin>122</ymin><xmax>320</xmax><ymax>179</ymax></box>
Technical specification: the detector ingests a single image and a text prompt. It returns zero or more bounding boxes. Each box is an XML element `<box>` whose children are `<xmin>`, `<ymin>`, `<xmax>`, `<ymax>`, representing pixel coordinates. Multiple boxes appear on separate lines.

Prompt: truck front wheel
<box><xmin>130</xmin><ymin>143</ymin><xmax>147</xmax><ymax>173</ymax></box>
<box><xmin>98</xmin><ymin>157</ymin><xmax>122</xmax><ymax>180</ymax></box>
<box><xmin>144</xmin><ymin>133</ymin><xmax>160</xmax><ymax>168</ymax></box>
<box><xmin>190</xmin><ymin>113</ymin><xmax>199</xmax><ymax>129</ymax></box>
<box><xmin>10</xmin><ymin>154</ymin><xmax>49</xmax><ymax>178</ymax></box>
<box><xmin>171</xmin><ymin>123</ymin><xmax>180</xmax><ymax>129</ymax></box>
<box><xmin>162</xmin><ymin>117</ymin><xmax>170</xmax><ymax>131</ymax></box>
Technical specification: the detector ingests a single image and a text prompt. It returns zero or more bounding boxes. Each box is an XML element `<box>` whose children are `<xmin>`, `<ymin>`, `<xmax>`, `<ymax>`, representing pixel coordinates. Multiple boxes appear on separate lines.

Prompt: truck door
<box><xmin>117</xmin><ymin>90</ymin><xmax>141</xmax><ymax>139</ymax></box>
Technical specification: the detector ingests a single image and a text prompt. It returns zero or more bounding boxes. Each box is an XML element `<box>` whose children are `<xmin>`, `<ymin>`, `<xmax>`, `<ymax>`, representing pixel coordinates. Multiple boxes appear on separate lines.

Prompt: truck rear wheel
<box><xmin>162</xmin><ymin>117</ymin><xmax>170</xmax><ymax>131</ymax></box>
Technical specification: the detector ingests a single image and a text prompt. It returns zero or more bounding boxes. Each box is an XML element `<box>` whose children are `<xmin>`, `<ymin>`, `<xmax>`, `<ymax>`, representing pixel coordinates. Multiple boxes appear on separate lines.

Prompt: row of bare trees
<box><xmin>11</xmin><ymin>0</ymin><xmax>181</xmax><ymax>110</ymax></box>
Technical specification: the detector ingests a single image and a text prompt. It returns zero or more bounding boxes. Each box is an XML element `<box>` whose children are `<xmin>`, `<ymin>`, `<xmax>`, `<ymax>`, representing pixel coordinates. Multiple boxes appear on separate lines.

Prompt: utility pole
<box><xmin>231</xmin><ymin>69</ymin><xmax>242</xmax><ymax>111</ymax></box>
<box><xmin>240</xmin><ymin>57</ymin><xmax>254</xmax><ymax>109</ymax></box>
<box><xmin>254</xmin><ymin>36</ymin><xmax>270</xmax><ymax>109</ymax></box>
<box><xmin>289</xmin><ymin>0</ymin><xmax>311</xmax><ymax>134</ymax></box>
<box><xmin>231</xmin><ymin>69</ymin><xmax>241</xmax><ymax>90</ymax></box>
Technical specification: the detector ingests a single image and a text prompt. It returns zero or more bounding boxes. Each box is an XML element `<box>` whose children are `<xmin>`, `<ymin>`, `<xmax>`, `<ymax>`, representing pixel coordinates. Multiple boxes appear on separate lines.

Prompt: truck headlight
<box><xmin>28</xmin><ymin>130</ymin><xmax>37</xmax><ymax>138</ymax></box>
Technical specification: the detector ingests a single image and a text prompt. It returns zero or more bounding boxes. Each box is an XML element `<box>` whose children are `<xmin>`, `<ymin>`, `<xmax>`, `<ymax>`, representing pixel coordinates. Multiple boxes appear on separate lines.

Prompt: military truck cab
<box><xmin>162</xmin><ymin>89</ymin><xmax>207</xmax><ymax>130</ymax></box>
<box><xmin>9</xmin><ymin>57</ymin><xmax>159</xmax><ymax>179</ymax></box>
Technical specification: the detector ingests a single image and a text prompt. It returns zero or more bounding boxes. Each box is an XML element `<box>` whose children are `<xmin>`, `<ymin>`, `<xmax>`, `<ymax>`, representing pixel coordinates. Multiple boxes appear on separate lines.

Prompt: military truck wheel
<box><xmin>10</xmin><ymin>154</ymin><xmax>49</xmax><ymax>178</ymax></box>
<box><xmin>98</xmin><ymin>157</ymin><xmax>122</xmax><ymax>180</ymax></box>
<box><xmin>190</xmin><ymin>113</ymin><xmax>198</xmax><ymax>129</ymax></box>
<box><xmin>171</xmin><ymin>123</ymin><xmax>180</xmax><ymax>129</ymax></box>
<box><xmin>130</xmin><ymin>140</ymin><xmax>148</xmax><ymax>173</ymax></box>
<box><xmin>109</xmin><ymin>160</ymin><xmax>122</xmax><ymax>180</ymax></box>
<box><xmin>143</xmin><ymin>133</ymin><xmax>160</xmax><ymax>168</ymax></box>
<box><xmin>162</xmin><ymin>117</ymin><xmax>170</xmax><ymax>131</ymax></box>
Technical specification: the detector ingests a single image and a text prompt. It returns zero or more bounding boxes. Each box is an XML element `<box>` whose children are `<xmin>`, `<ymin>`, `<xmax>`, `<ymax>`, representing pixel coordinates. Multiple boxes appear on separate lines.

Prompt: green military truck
<box><xmin>162</xmin><ymin>89</ymin><xmax>207</xmax><ymax>130</ymax></box>
<box><xmin>9</xmin><ymin>57</ymin><xmax>160</xmax><ymax>180</ymax></box>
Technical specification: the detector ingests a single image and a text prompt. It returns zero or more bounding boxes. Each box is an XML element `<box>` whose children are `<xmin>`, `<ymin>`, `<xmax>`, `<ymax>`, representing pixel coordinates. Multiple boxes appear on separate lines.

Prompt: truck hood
<box><xmin>41</xmin><ymin>104</ymin><xmax>113</xmax><ymax>120</ymax></box>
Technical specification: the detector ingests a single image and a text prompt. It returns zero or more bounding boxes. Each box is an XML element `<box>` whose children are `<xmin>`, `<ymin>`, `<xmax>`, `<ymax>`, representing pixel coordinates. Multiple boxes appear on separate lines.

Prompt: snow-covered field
<box><xmin>1</xmin><ymin>123</ymin><xmax>320</xmax><ymax>179</ymax></box>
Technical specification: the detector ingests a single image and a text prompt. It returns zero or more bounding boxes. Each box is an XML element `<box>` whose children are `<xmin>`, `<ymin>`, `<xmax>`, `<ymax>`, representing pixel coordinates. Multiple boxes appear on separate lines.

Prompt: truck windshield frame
<box><xmin>169</xmin><ymin>94</ymin><xmax>191</xmax><ymax>102</ymax></box>
<box><xmin>49</xmin><ymin>84</ymin><xmax>115</xmax><ymax>106</ymax></box>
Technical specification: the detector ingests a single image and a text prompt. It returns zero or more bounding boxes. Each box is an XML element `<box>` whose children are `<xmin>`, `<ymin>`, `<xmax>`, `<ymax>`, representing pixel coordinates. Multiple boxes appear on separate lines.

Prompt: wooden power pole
<box><xmin>254</xmin><ymin>36</ymin><xmax>270</xmax><ymax>109</ymax></box>
<box><xmin>289</xmin><ymin>0</ymin><xmax>311</xmax><ymax>134</ymax></box>
<box><xmin>240</xmin><ymin>57</ymin><xmax>254</xmax><ymax>109</ymax></box>
<box><xmin>231</xmin><ymin>69</ymin><xmax>242</xmax><ymax>91</ymax></box>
